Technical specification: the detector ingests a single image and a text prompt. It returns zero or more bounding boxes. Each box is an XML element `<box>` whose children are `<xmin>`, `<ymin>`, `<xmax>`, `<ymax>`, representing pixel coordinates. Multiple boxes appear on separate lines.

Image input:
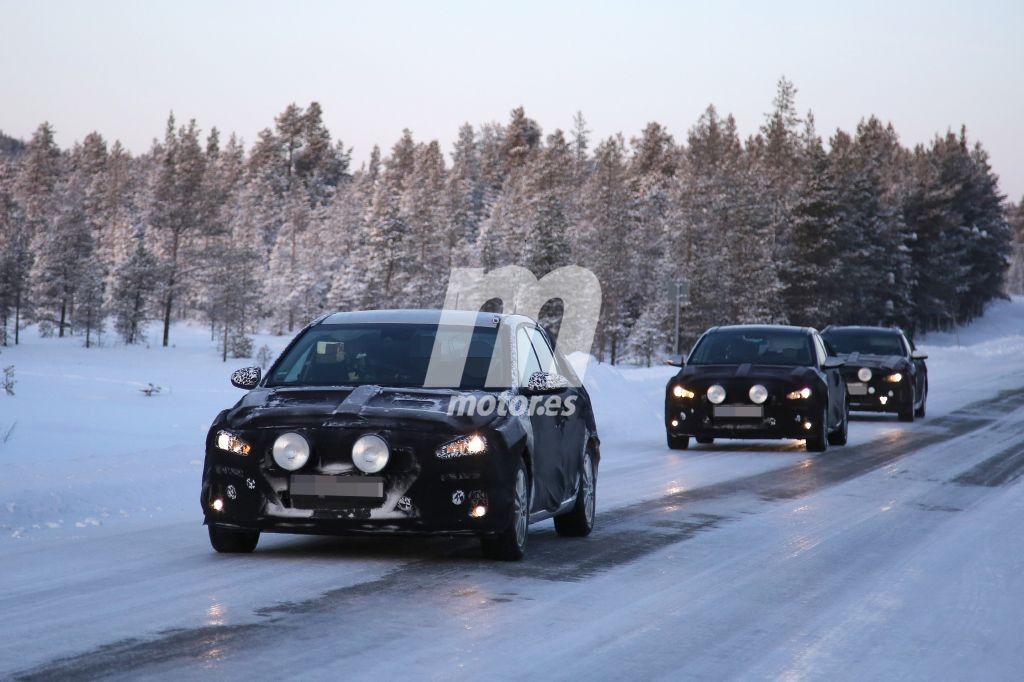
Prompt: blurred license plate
<box><xmin>714</xmin><ymin>405</ymin><xmax>763</xmax><ymax>418</ymax></box>
<box><xmin>847</xmin><ymin>383</ymin><xmax>867</xmax><ymax>395</ymax></box>
<box><xmin>291</xmin><ymin>475</ymin><xmax>384</xmax><ymax>498</ymax></box>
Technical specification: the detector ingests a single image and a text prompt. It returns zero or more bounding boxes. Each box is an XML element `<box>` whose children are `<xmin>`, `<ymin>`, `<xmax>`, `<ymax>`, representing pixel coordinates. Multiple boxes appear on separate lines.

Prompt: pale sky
<box><xmin>2</xmin><ymin>0</ymin><xmax>1021</xmax><ymax>199</ymax></box>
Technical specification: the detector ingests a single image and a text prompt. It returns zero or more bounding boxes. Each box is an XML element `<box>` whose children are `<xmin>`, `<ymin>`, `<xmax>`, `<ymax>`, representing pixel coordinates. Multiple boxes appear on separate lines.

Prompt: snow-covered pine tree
<box><xmin>362</xmin><ymin>130</ymin><xmax>416</xmax><ymax>308</ymax></box>
<box><xmin>147</xmin><ymin>115</ymin><xmax>209</xmax><ymax>346</ymax></box>
<box><xmin>30</xmin><ymin>177</ymin><xmax>96</xmax><ymax>337</ymax></box>
<box><xmin>399</xmin><ymin>140</ymin><xmax>449</xmax><ymax>308</ymax></box>
<box><xmin>111</xmin><ymin>240</ymin><xmax>157</xmax><ymax>344</ymax></box>
<box><xmin>779</xmin><ymin>115</ymin><xmax>845</xmax><ymax>327</ymax></box>
<box><xmin>1007</xmin><ymin>198</ymin><xmax>1024</xmax><ymax>295</ymax></box>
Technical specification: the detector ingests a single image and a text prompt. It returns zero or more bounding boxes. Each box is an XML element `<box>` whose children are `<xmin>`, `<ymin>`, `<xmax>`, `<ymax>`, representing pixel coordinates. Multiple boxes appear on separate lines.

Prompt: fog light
<box><xmin>211</xmin><ymin>498</ymin><xmax>224</xmax><ymax>512</ymax></box>
<box><xmin>671</xmin><ymin>419</ymin><xmax>679</xmax><ymax>427</ymax></box>
<box><xmin>470</xmin><ymin>505</ymin><xmax>487</xmax><ymax>518</ymax></box>
<box><xmin>672</xmin><ymin>385</ymin><xmax>695</xmax><ymax>399</ymax></box>
<box><xmin>868</xmin><ymin>386</ymin><xmax>876</xmax><ymax>394</ymax></box>
<box><xmin>879</xmin><ymin>396</ymin><xmax>888</xmax><ymax>405</ymax></box>
<box><xmin>803</xmin><ymin>421</ymin><xmax>813</xmax><ymax>430</ymax></box>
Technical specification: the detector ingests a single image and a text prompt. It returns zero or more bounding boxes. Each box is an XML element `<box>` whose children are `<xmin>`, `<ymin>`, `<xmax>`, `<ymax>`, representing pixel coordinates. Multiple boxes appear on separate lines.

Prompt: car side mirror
<box><xmin>522</xmin><ymin>371</ymin><xmax>570</xmax><ymax>396</ymax></box>
<box><xmin>231</xmin><ymin>366</ymin><xmax>262</xmax><ymax>389</ymax></box>
<box><xmin>822</xmin><ymin>357</ymin><xmax>844</xmax><ymax>369</ymax></box>
<box><xmin>664</xmin><ymin>354</ymin><xmax>685</xmax><ymax>367</ymax></box>
<box><xmin>911</xmin><ymin>350</ymin><xmax>928</xmax><ymax>360</ymax></box>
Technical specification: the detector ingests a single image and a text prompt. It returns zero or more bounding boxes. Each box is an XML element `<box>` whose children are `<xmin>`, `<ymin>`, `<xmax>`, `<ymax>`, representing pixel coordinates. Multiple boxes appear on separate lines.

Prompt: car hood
<box><xmin>224</xmin><ymin>384</ymin><xmax>500</xmax><ymax>431</ymax></box>
<box><xmin>673</xmin><ymin>364</ymin><xmax>820</xmax><ymax>384</ymax></box>
<box><xmin>837</xmin><ymin>353</ymin><xmax>908</xmax><ymax>372</ymax></box>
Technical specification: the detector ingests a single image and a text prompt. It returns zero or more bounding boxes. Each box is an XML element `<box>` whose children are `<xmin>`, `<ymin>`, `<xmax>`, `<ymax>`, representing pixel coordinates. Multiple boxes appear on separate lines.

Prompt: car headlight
<box><xmin>216</xmin><ymin>430</ymin><xmax>252</xmax><ymax>455</ymax></box>
<box><xmin>884</xmin><ymin>372</ymin><xmax>903</xmax><ymax>383</ymax></box>
<box><xmin>857</xmin><ymin>367</ymin><xmax>872</xmax><ymax>382</ymax></box>
<box><xmin>787</xmin><ymin>387</ymin><xmax>813</xmax><ymax>400</ymax></box>
<box><xmin>672</xmin><ymin>385</ymin><xmax>695</xmax><ymax>399</ymax></box>
<box><xmin>436</xmin><ymin>434</ymin><xmax>488</xmax><ymax>459</ymax></box>
<box><xmin>272</xmin><ymin>432</ymin><xmax>310</xmax><ymax>471</ymax></box>
<box><xmin>352</xmin><ymin>434</ymin><xmax>390</xmax><ymax>473</ymax></box>
<box><xmin>748</xmin><ymin>384</ymin><xmax>768</xmax><ymax>404</ymax></box>
<box><xmin>707</xmin><ymin>384</ymin><xmax>726</xmax><ymax>404</ymax></box>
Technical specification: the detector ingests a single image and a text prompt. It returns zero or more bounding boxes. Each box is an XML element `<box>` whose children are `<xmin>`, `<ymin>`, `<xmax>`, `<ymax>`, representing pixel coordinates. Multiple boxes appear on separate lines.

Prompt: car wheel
<box><xmin>667</xmin><ymin>433</ymin><xmax>690</xmax><ymax>450</ymax></box>
<box><xmin>899</xmin><ymin>386</ymin><xmax>916</xmax><ymax>422</ymax></box>
<box><xmin>915</xmin><ymin>384</ymin><xmax>927</xmax><ymax>418</ymax></box>
<box><xmin>695</xmin><ymin>436</ymin><xmax>714</xmax><ymax>445</ymax></box>
<box><xmin>828</xmin><ymin>401</ymin><xmax>849</xmax><ymax>446</ymax></box>
<box><xmin>481</xmin><ymin>458</ymin><xmax>530</xmax><ymax>561</ymax></box>
<box><xmin>555</xmin><ymin>448</ymin><xmax>597</xmax><ymax>537</ymax></box>
<box><xmin>208</xmin><ymin>525</ymin><xmax>260</xmax><ymax>553</ymax></box>
<box><xmin>806</xmin><ymin>408</ymin><xmax>829</xmax><ymax>452</ymax></box>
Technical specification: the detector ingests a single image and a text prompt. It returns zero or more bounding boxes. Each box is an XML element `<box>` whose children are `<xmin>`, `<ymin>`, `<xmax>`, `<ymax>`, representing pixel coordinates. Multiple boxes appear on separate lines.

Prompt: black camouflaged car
<box><xmin>821</xmin><ymin>325</ymin><xmax>928</xmax><ymax>421</ymax></box>
<box><xmin>665</xmin><ymin>325</ymin><xmax>849</xmax><ymax>452</ymax></box>
<box><xmin>202</xmin><ymin>310</ymin><xmax>599</xmax><ymax>561</ymax></box>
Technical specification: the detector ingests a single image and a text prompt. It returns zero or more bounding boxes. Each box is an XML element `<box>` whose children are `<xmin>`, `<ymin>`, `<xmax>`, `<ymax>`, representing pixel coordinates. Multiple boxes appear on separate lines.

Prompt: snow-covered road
<box><xmin>3</xmin><ymin>300</ymin><xmax>1024</xmax><ymax>680</ymax></box>
<box><xmin>4</xmin><ymin>387</ymin><xmax>1024</xmax><ymax>680</ymax></box>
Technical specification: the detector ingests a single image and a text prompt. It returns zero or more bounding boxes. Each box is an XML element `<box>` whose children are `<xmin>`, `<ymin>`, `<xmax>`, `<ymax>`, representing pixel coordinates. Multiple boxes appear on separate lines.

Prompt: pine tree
<box><xmin>111</xmin><ymin>241</ymin><xmax>157</xmax><ymax>344</ymax></box>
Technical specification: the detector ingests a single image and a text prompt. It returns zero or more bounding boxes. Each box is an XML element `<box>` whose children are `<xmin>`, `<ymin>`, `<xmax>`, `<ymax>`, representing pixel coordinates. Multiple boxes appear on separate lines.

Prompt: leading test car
<box><xmin>665</xmin><ymin>325</ymin><xmax>849</xmax><ymax>452</ymax></box>
<box><xmin>201</xmin><ymin>310</ymin><xmax>599</xmax><ymax>561</ymax></box>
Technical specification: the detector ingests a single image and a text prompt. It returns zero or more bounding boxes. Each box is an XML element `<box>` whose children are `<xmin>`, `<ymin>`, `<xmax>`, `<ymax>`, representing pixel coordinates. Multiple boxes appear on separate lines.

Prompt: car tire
<box><xmin>915</xmin><ymin>384</ymin><xmax>927</xmax><ymax>418</ymax></box>
<box><xmin>667</xmin><ymin>433</ymin><xmax>690</xmax><ymax>450</ymax></box>
<box><xmin>899</xmin><ymin>386</ymin><xmax>916</xmax><ymax>422</ymax></box>
<box><xmin>828</xmin><ymin>401</ymin><xmax>849</xmax><ymax>446</ymax></box>
<box><xmin>555</xmin><ymin>448</ymin><xmax>597</xmax><ymax>537</ymax></box>
<box><xmin>695</xmin><ymin>436</ymin><xmax>714</xmax><ymax>445</ymax></box>
<box><xmin>208</xmin><ymin>525</ymin><xmax>260</xmax><ymax>553</ymax></box>
<box><xmin>481</xmin><ymin>458</ymin><xmax>530</xmax><ymax>561</ymax></box>
<box><xmin>806</xmin><ymin>408</ymin><xmax>830</xmax><ymax>452</ymax></box>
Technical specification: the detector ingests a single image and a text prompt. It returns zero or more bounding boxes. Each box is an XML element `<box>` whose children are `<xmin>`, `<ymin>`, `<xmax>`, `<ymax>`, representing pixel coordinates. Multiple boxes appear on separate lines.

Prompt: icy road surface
<box><xmin>2</xmin><ymin>301</ymin><xmax>1024</xmax><ymax>680</ymax></box>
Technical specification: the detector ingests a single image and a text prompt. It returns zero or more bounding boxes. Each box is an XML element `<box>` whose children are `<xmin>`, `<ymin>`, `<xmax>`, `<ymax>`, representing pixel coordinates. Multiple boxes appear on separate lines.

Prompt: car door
<box><xmin>529</xmin><ymin>326</ymin><xmax>585</xmax><ymax>505</ymax></box>
<box><xmin>813</xmin><ymin>333</ymin><xmax>843</xmax><ymax>429</ymax></box>
<box><xmin>515</xmin><ymin>326</ymin><xmax>564</xmax><ymax>514</ymax></box>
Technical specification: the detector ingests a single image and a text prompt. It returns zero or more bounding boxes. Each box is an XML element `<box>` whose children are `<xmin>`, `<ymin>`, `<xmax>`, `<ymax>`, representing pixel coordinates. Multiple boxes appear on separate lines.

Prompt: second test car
<box><xmin>665</xmin><ymin>325</ymin><xmax>849</xmax><ymax>452</ymax></box>
<box><xmin>821</xmin><ymin>325</ymin><xmax>928</xmax><ymax>421</ymax></box>
<box><xmin>201</xmin><ymin>309</ymin><xmax>599</xmax><ymax>561</ymax></box>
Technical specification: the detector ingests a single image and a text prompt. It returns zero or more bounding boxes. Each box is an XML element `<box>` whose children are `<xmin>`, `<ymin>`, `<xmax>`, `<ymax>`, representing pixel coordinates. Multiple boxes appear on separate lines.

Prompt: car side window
<box><xmin>529</xmin><ymin>328</ymin><xmax>557</xmax><ymax>374</ymax></box>
<box><xmin>812</xmin><ymin>334</ymin><xmax>828</xmax><ymax>366</ymax></box>
<box><xmin>516</xmin><ymin>327</ymin><xmax>542</xmax><ymax>386</ymax></box>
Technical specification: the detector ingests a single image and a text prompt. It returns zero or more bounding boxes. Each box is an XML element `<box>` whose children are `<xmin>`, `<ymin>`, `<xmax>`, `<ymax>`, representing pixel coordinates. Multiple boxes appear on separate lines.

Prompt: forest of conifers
<box><xmin>1</xmin><ymin>80</ymin><xmax>1021</xmax><ymax>363</ymax></box>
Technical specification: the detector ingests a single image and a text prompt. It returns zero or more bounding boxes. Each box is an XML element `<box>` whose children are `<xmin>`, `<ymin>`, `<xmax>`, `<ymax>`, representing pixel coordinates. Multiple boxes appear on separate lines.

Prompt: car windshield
<box><xmin>822</xmin><ymin>330</ymin><xmax>905</xmax><ymax>356</ymax></box>
<box><xmin>266</xmin><ymin>323</ymin><xmax>508</xmax><ymax>390</ymax></box>
<box><xmin>688</xmin><ymin>330</ymin><xmax>814</xmax><ymax>366</ymax></box>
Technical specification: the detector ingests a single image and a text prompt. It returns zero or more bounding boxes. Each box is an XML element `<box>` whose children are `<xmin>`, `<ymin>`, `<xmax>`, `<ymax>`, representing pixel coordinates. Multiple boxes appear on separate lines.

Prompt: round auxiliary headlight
<box><xmin>352</xmin><ymin>434</ymin><xmax>390</xmax><ymax>474</ymax></box>
<box><xmin>857</xmin><ymin>367</ymin><xmax>873</xmax><ymax>382</ymax></box>
<box><xmin>273</xmin><ymin>432</ymin><xmax>310</xmax><ymax>471</ymax></box>
<box><xmin>707</xmin><ymin>384</ymin><xmax>726</xmax><ymax>405</ymax></box>
<box><xmin>749</xmin><ymin>384</ymin><xmax>768</xmax><ymax>405</ymax></box>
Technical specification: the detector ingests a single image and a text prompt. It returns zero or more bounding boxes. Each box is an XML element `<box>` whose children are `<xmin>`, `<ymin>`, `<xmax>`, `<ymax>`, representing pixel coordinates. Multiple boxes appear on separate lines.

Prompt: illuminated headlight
<box><xmin>884</xmin><ymin>372</ymin><xmax>903</xmax><ymax>383</ymax></box>
<box><xmin>272</xmin><ymin>432</ymin><xmax>310</xmax><ymax>471</ymax></box>
<box><xmin>857</xmin><ymin>367</ymin><xmax>873</xmax><ymax>382</ymax></box>
<box><xmin>787</xmin><ymin>387</ymin><xmax>812</xmax><ymax>400</ymax></box>
<box><xmin>352</xmin><ymin>434</ymin><xmax>390</xmax><ymax>473</ymax></box>
<box><xmin>707</xmin><ymin>384</ymin><xmax>726</xmax><ymax>404</ymax></box>
<box><xmin>672</xmin><ymin>385</ymin><xmax>695</xmax><ymax>399</ymax></box>
<box><xmin>437</xmin><ymin>434</ymin><xmax>488</xmax><ymax>459</ymax></box>
<box><xmin>216</xmin><ymin>430</ymin><xmax>252</xmax><ymax>455</ymax></box>
<box><xmin>748</xmin><ymin>384</ymin><xmax>768</xmax><ymax>404</ymax></box>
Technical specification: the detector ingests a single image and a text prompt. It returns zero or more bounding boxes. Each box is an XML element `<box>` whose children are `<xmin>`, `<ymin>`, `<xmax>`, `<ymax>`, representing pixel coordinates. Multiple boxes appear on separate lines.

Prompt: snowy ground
<box><xmin>2</xmin><ymin>300</ymin><xmax>1024</xmax><ymax>679</ymax></box>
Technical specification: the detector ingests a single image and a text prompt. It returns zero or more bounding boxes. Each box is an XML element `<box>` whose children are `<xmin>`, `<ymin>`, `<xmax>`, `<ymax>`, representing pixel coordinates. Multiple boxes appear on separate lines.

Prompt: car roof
<box><xmin>822</xmin><ymin>325</ymin><xmax>903</xmax><ymax>335</ymax></box>
<box><xmin>705</xmin><ymin>324</ymin><xmax>813</xmax><ymax>335</ymax></box>
<box><xmin>317</xmin><ymin>309</ymin><xmax>536</xmax><ymax>328</ymax></box>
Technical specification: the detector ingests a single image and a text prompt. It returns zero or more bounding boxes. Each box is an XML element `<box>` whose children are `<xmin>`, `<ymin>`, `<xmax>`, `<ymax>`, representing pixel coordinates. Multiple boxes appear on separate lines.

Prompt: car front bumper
<box><xmin>200</xmin><ymin>427</ymin><xmax>521</xmax><ymax>537</ymax></box>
